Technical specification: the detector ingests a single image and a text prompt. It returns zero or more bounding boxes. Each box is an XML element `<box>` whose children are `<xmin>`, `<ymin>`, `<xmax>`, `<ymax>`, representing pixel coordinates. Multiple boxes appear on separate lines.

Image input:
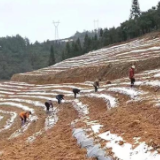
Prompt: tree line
<box><xmin>0</xmin><ymin>2</ymin><xmax>160</xmax><ymax>80</ymax></box>
<box><xmin>63</xmin><ymin>2</ymin><xmax>160</xmax><ymax>59</ymax></box>
<box><xmin>0</xmin><ymin>35</ymin><xmax>65</xmax><ymax>79</ymax></box>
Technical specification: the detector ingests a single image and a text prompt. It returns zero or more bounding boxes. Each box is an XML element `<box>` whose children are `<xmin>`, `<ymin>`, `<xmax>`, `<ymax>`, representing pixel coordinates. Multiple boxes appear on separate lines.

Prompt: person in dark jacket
<box><xmin>129</xmin><ymin>65</ymin><xmax>135</xmax><ymax>87</ymax></box>
<box><xmin>45</xmin><ymin>100</ymin><xmax>53</xmax><ymax>114</ymax></box>
<box><xmin>56</xmin><ymin>94</ymin><xmax>64</xmax><ymax>104</ymax></box>
<box><xmin>72</xmin><ymin>88</ymin><xmax>80</xmax><ymax>98</ymax></box>
<box><xmin>93</xmin><ymin>79</ymin><xmax>101</xmax><ymax>92</ymax></box>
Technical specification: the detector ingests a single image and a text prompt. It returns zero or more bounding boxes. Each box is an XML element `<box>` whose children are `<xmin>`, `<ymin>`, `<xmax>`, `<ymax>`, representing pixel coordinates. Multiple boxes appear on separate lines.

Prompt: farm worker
<box><xmin>72</xmin><ymin>88</ymin><xmax>80</xmax><ymax>98</ymax></box>
<box><xmin>19</xmin><ymin>111</ymin><xmax>32</xmax><ymax>126</ymax></box>
<box><xmin>93</xmin><ymin>79</ymin><xmax>101</xmax><ymax>92</ymax></box>
<box><xmin>44</xmin><ymin>100</ymin><xmax>53</xmax><ymax>114</ymax></box>
<box><xmin>129</xmin><ymin>65</ymin><xmax>135</xmax><ymax>87</ymax></box>
<box><xmin>56</xmin><ymin>94</ymin><xmax>64</xmax><ymax>104</ymax></box>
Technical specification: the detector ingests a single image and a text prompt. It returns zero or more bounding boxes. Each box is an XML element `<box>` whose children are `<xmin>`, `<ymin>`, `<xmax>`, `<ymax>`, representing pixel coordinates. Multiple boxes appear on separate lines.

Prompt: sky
<box><xmin>0</xmin><ymin>0</ymin><xmax>159</xmax><ymax>43</ymax></box>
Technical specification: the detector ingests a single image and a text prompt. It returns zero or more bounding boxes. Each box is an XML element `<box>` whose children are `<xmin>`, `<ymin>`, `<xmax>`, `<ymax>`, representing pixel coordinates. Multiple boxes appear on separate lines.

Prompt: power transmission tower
<box><xmin>130</xmin><ymin>0</ymin><xmax>141</xmax><ymax>19</ymax></box>
<box><xmin>94</xmin><ymin>20</ymin><xmax>99</xmax><ymax>33</ymax></box>
<box><xmin>53</xmin><ymin>21</ymin><xmax>60</xmax><ymax>41</ymax></box>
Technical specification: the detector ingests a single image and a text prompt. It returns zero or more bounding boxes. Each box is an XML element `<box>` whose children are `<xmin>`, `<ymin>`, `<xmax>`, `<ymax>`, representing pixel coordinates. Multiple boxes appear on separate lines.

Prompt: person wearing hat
<box><xmin>19</xmin><ymin>111</ymin><xmax>32</xmax><ymax>126</ymax></box>
<box><xmin>129</xmin><ymin>65</ymin><xmax>135</xmax><ymax>87</ymax></box>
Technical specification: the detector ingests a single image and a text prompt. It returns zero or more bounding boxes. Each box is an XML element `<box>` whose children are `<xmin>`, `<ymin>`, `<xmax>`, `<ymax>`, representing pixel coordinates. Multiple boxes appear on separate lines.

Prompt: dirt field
<box><xmin>1</xmin><ymin>33</ymin><xmax>160</xmax><ymax>159</ymax></box>
<box><xmin>1</xmin><ymin>104</ymin><xmax>95</xmax><ymax>160</ymax></box>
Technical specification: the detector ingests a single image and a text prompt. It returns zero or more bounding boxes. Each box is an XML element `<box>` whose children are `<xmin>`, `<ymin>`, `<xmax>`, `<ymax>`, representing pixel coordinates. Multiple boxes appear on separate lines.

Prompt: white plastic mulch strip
<box><xmin>3</xmin><ymin>81</ymin><xmax>35</xmax><ymax>86</ymax></box>
<box><xmin>40</xmin><ymin>69</ymin><xmax>65</xmax><ymax>72</ymax></box>
<box><xmin>0</xmin><ymin>102</ymin><xmax>37</xmax><ymax>138</ymax></box>
<box><xmin>0</xmin><ymin>87</ymin><xmax>21</xmax><ymax>92</ymax></box>
<box><xmin>21</xmin><ymin>89</ymin><xmax>50</xmax><ymax>92</ymax></box>
<box><xmin>120</xmin><ymin>81</ymin><xmax>144</xmax><ymax>86</ymax></box>
<box><xmin>81</xmin><ymin>89</ymin><xmax>94</xmax><ymax>93</ymax></box>
<box><xmin>19</xmin><ymin>73</ymin><xmax>45</xmax><ymax>76</ymax></box>
<box><xmin>83</xmin><ymin>120</ymin><xmax>99</xmax><ymax>126</ymax></box>
<box><xmin>34</xmin><ymin>84</ymin><xmax>83</xmax><ymax>89</ymax></box>
<box><xmin>0</xmin><ymin>98</ymin><xmax>44</xmax><ymax>108</ymax></box>
<box><xmin>155</xmin><ymin>103</ymin><xmax>160</xmax><ymax>108</ymax></box>
<box><xmin>88</xmin><ymin>93</ymin><xmax>117</xmax><ymax>108</ymax></box>
<box><xmin>70</xmin><ymin>82</ymin><xmax>93</xmax><ymax>87</ymax></box>
<box><xmin>108</xmin><ymin>87</ymin><xmax>145</xmax><ymax>99</ymax></box>
<box><xmin>0</xmin><ymin>84</ymin><xmax>25</xmax><ymax>89</ymax></box>
<box><xmin>9</xmin><ymin>115</ymin><xmax>38</xmax><ymax>139</ymax></box>
<box><xmin>72</xmin><ymin>99</ymin><xmax>89</xmax><ymax>116</ymax></box>
<box><xmin>45</xmin><ymin>107</ymin><xmax>58</xmax><ymax>130</ymax></box>
<box><xmin>17</xmin><ymin>91</ymin><xmax>57</xmax><ymax>96</ymax></box>
<box><xmin>16</xmin><ymin>90</ymin><xmax>72</xmax><ymax>97</ymax></box>
<box><xmin>99</xmin><ymin>131</ymin><xmax>160</xmax><ymax>160</ymax></box>
<box><xmin>144</xmin><ymin>80</ymin><xmax>160</xmax><ymax>87</ymax></box>
<box><xmin>102</xmin><ymin>84</ymin><xmax>119</xmax><ymax>88</ymax></box>
<box><xmin>71</xmin><ymin>105</ymin><xmax>112</xmax><ymax>159</ymax></box>
<box><xmin>0</xmin><ymin>90</ymin><xmax>15</xmax><ymax>95</ymax></box>
<box><xmin>142</xmin><ymin>69</ymin><xmax>160</xmax><ymax>75</ymax></box>
<box><xmin>154</xmin><ymin>73</ymin><xmax>160</xmax><ymax>78</ymax></box>
<box><xmin>26</xmin><ymin>130</ymin><xmax>43</xmax><ymax>143</ymax></box>
<box><xmin>0</xmin><ymin>115</ymin><xmax>3</xmax><ymax>121</ymax></box>
<box><xmin>9</xmin><ymin>95</ymin><xmax>57</xmax><ymax>101</ymax></box>
<box><xmin>91</xmin><ymin>124</ymin><xmax>103</xmax><ymax>134</ymax></box>
<box><xmin>0</xmin><ymin>110</ymin><xmax>17</xmax><ymax>132</ymax></box>
<box><xmin>0</xmin><ymin>102</ymin><xmax>34</xmax><ymax>113</ymax></box>
<box><xmin>51</xmin><ymin>89</ymin><xmax>72</xmax><ymax>94</ymax></box>
<box><xmin>27</xmin><ymin>108</ymin><xmax>59</xmax><ymax>143</ymax></box>
<box><xmin>121</xmin><ymin>46</ymin><xmax>160</xmax><ymax>55</ymax></box>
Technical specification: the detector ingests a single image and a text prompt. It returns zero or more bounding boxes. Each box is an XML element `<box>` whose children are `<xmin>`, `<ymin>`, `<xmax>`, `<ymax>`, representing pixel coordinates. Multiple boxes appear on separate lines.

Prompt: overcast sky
<box><xmin>0</xmin><ymin>0</ymin><xmax>159</xmax><ymax>43</ymax></box>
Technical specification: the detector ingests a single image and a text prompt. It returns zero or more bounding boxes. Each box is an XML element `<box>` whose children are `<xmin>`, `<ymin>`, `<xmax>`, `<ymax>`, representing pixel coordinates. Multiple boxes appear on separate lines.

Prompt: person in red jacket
<box><xmin>129</xmin><ymin>65</ymin><xmax>135</xmax><ymax>87</ymax></box>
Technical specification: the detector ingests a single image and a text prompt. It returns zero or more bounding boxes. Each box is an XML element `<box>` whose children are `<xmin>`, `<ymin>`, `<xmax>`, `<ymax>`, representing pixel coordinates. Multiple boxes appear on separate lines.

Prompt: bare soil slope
<box><xmin>1</xmin><ymin>33</ymin><xmax>160</xmax><ymax>160</ymax></box>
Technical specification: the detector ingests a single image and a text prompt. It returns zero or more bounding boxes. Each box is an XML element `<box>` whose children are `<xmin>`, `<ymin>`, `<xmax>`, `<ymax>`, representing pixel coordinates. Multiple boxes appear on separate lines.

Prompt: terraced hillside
<box><xmin>12</xmin><ymin>33</ymin><xmax>160</xmax><ymax>84</ymax></box>
<box><xmin>1</xmin><ymin>34</ymin><xmax>160</xmax><ymax>160</ymax></box>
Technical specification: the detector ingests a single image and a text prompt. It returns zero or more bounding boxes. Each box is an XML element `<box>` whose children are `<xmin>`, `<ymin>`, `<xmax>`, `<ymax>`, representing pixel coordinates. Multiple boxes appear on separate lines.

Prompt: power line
<box><xmin>93</xmin><ymin>20</ymin><xmax>99</xmax><ymax>33</ymax></box>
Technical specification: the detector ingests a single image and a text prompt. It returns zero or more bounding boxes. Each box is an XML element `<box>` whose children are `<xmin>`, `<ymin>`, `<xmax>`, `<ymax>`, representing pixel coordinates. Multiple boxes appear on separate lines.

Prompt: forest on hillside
<box><xmin>1</xmin><ymin>1</ymin><xmax>160</xmax><ymax>80</ymax></box>
<box><xmin>0</xmin><ymin>35</ymin><xmax>65</xmax><ymax>79</ymax></box>
<box><xmin>63</xmin><ymin>2</ymin><xmax>160</xmax><ymax>59</ymax></box>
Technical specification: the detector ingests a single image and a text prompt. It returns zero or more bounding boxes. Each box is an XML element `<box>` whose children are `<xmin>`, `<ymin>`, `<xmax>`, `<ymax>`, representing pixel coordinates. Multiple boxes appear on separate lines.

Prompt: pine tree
<box><xmin>49</xmin><ymin>45</ymin><xmax>56</xmax><ymax>66</ymax></box>
<box><xmin>62</xmin><ymin>51</ymin><xmax>65</xmax><ymax>61</ymax></box>
<box><xmin>83</xmin><ymin>33</ymin><xmax>91</xmax><ymax>53</ymax></box>
<box><xmin>65</xmin><ymin>42</ymin><xmax>71</xmax><ymax>58</ymax></box>
<box><xmin>99</xmin><ymin>28</ymin><xmax>103</xmax><ymax>37</ymax></box>
<box><xmin>76</xmin><ymin>38</ymin><xmax>82</xmax><ymax>55</ymax></box>
<box><xmin>130</xmin><ymin>0</ymin><xmax>141</xmax><ymax>19</ymax></box>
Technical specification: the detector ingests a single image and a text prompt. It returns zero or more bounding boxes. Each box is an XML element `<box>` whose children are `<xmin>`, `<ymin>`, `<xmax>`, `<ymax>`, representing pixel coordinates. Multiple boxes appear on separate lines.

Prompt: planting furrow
<box><xmin>0</xmin><ymin>110</ymin><xmax>17</xmax><ymax>133</ymax></box>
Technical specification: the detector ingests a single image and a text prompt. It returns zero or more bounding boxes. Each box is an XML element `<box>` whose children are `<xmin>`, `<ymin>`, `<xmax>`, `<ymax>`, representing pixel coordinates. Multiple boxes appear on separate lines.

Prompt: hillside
<box><xmin>12</xmin><ymin>32</ymin><xmax>160</xmax><ymax>84</ymax></box>
<box><xmin>1</xmin><ymin>33</ymin><xmax>160</xmax><ymax>159</ymax></box>
<box><xmin>1</xmin><ymin>2</ymin><xmax>160</xmax><ymax>81</ymax></box>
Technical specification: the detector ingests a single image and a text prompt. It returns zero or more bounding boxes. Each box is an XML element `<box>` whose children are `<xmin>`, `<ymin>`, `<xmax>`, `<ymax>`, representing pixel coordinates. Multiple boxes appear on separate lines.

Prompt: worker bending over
<box><xmin>19</xmin><ymin>111</ymin><xmax>32</xmax><ymax>126</ymax></box>
<box><xmin>72</xmin><ymin>88</ymin><xmax>80</xmax><ymax>98</ymax></box>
